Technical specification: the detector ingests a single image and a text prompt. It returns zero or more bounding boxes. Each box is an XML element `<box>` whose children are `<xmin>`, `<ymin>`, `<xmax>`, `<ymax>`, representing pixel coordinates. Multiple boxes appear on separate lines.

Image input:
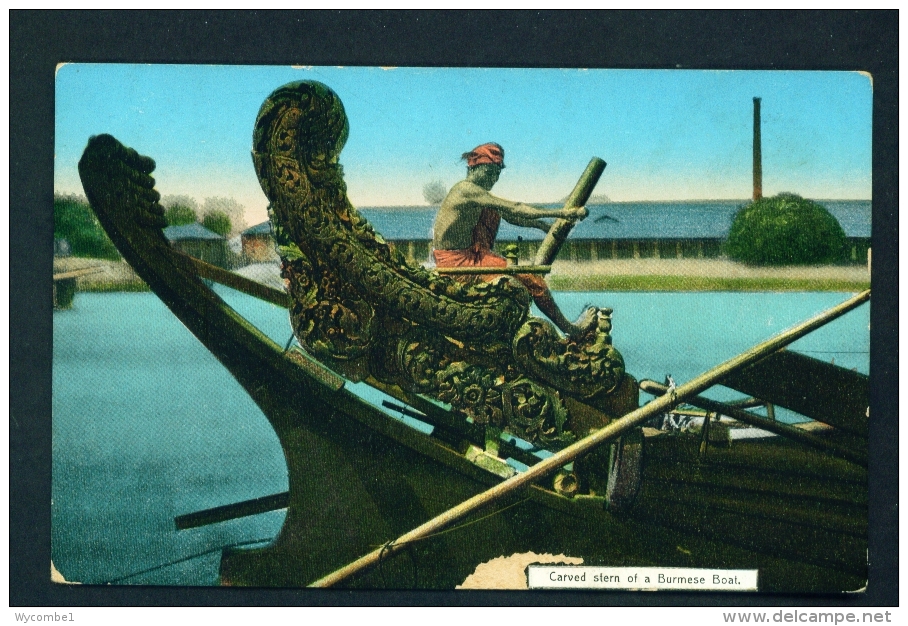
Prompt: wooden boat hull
<box><xmin>222</xmin><ymin>431</ymin><xmax>867</xmax><ymax>591</ymax></box>
<box><xmin>78</xmin><ymin>134</ymin><xmax>867</xmax><ymax>592</ymax></box>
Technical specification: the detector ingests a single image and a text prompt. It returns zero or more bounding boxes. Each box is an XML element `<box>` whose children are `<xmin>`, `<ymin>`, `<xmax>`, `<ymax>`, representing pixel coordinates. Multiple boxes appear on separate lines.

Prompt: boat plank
<box><xmin>722</xmin><ymin>350</ymin><xmax>869</xmax><ymax>437</ymax></box>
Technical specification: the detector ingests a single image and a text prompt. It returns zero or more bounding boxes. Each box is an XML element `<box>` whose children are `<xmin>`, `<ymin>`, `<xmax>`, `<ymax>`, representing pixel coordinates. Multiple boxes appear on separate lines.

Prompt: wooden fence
<box><xmin>389</xmin><ymin>237</ymin><xmax>871</xmax><ymax>266</ymax></box>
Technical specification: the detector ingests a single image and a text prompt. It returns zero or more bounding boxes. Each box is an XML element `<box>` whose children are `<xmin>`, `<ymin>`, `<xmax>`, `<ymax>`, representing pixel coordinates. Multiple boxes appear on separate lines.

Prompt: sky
<box><xmin>55</xmin><ymin>65</ymin><xmax>872</xmax><ymax>227</ymax></box>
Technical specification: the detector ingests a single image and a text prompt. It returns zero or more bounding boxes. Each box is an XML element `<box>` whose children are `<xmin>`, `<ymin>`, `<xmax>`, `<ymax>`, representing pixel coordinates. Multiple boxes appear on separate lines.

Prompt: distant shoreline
<box><xmin>548</xmin><ymin>258</ymin><xmax>870</xmax><ymax>292</ymax></box>
<box><xmin>548</xmin><ymin>275</ymin><xmax>870</xmax><ymax>292</ymax></box>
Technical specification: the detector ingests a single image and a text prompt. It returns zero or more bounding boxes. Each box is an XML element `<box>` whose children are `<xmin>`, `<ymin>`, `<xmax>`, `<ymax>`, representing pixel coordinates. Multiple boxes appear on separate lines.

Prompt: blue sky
<box><xmin>55</xmin><ymin>65</ymin><xmax>872</xmax><ymax>226</ymax></box>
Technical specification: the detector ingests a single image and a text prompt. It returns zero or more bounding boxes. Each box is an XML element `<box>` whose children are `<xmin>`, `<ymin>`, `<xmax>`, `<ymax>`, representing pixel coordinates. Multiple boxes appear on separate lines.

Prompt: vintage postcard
<box><xmin>52</xmin><ymin>65</ymin><xmax>871</xmax><ymax>592</ymax></box>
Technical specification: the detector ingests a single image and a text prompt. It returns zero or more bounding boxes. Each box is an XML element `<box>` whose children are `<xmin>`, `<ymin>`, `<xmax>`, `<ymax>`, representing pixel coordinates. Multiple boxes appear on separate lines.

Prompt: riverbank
<box><xmin>548</xmin><ymin>259</ymin><xmax>870</xmax><ymax>292</ymax></box>
<box><xmin>54</xmin><ymin>257</ymin><xmax>148</xmax><ymax>292</ymax></box>
<box><xmin>56</xmin><ymin>256</ymin><xmax>871</xmax><ymax>294</ymax></box>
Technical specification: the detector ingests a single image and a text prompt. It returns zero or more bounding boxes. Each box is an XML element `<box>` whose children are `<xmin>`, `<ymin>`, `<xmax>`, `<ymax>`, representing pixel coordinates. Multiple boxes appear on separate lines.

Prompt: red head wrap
<box><xmin>461</xmin><ymin>143</ymin><xmax>505</xmax><ymax>168</ymax></box>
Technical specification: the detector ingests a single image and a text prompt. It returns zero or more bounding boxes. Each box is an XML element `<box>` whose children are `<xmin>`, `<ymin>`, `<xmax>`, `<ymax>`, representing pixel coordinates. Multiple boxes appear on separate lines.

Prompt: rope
<box><xmin>377</xmin><ymin>540</ymin><xmax>395</xmax><ymax>588</ymax></box>
<box><xmin>100</xmin><ymin>494</ymin><xmax>526</xmax><ymax>585</ymax></box>
<box><xmin>372</xmin><ymin>496</ymin><xmax>530</xmax><ymax>587</ymax></box>
<box><xmin>373</xmin><ymin>496</ymin><xmax>530</xmax><ymax>553</ymax></box>
<box><xmin>101</xmin><ymin>537</ymin><xmax>275</xmax><ymax>584</ymax></box>
<box><xmin>795</xmin><ymin>350</ymin><xmax>868</xmax><ymax>354</ymax></box>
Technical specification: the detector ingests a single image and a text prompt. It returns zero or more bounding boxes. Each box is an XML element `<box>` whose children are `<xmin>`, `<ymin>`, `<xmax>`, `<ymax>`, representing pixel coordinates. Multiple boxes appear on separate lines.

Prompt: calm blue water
<box><xmin>52</xmin><ymin>291</ymin><xmax>288</xmax><ymax>585</ymax></box>
<box><xmin>359</xmin><ymin>200</ymin><xmax>871</xmax><ymax>241</ymax></box>
<box><xmin>52</xmin><ymin>289</ymin><xmax>869</xmax><ymax>585</ymax></box>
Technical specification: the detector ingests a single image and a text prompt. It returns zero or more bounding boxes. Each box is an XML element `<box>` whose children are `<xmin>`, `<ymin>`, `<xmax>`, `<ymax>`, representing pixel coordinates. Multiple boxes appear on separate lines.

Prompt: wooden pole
<box><xmin>699</xmin><ymin>410</ymin><xmax>713</xmax><ymax>456</ymax></box>
<box><xmin>435</xmin><ymin>265</ymin><xmax>551</xmax><ymax>276</ymax></box>
<box><xmin>639</xmin><ymin>380</ymin><xmax>867</xmax><ymax>467</ymax></box>
<box><xmin>309</xmin><ymin>289</ymin><xmax>870</xmax><ymax>588</ymax></box>
<box><xmin>753</xmin><ymin>97</ymin><xmax>762</xmax><ymax>201</ymax></box>
<box><xmin>534</xmin><ymin>158</ymin><xmax>606</xmax><ymax>266</ymax></box>
<box><xmin>175</xmin><ymin>492</ymin><xmax>289</xmax><ymax>530</ymax></box>
<box><xmin>183</xmin><ymin>253</ymin><xmax>291</xmax><ymax>308</ymax></box>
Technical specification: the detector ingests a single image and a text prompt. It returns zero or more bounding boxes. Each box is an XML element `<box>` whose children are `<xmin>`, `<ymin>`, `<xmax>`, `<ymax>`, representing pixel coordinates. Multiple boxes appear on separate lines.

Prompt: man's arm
<box><xmin>466</xmin><ymin>186</ymin><xmax>587</xmax><ymax>223</ymax></box>
<box><xmin>506</xmin><ymin>215</ymin><xmax>552</xmax><ymax>233</ymax></box>
<box><xmin>500</xmin><ymin>200</ymin><xmax>587</xmax><ymax>231</ymax></box>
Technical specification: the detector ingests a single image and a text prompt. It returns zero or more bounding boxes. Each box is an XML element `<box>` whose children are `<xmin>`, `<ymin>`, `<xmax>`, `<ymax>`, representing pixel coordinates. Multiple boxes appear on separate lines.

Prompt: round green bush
<box><xmin>164</xmin><ymin>203</ymin><xmax>198</xmax><ymax>226</ymax></box>
<box><xmin>202</xmin><ymin>210</ymin><xmax>232</xmax><ymax>237</ymax></box>
<box><xmin>725</xmin><ymin>193</ymin><xmax>846</xmax><ymax>265</ymax></box>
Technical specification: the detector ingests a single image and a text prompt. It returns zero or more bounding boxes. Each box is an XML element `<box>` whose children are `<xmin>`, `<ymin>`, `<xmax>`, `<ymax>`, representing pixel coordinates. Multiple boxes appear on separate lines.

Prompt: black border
<box><xmin>11</xmin><ymin>10</ymin><xmax>898</xmax><ymax>607</ymax></box>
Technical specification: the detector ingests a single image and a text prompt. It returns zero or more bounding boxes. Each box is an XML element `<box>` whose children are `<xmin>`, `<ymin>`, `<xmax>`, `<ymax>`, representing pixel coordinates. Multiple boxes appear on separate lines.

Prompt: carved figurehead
<box><xmin>253</xmin><ymin>80</ymin><xmax>630</xmax><ymax>452</ymax></box>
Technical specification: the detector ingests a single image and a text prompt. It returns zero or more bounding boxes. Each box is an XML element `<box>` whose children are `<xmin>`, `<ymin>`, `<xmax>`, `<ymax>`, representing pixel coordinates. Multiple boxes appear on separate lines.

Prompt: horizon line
<box><xmin>52</xmin><ymin>190</ymin><xmax>872</xmax><ymax>208</ymax></box>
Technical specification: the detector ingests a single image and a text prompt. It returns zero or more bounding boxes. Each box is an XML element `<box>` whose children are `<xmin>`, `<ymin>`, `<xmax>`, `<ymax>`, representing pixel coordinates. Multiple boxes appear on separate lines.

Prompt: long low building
<box><xmin>239</xmin><ymin>200</ymin><xmax>872</xmax><ymax>267</ymax></box>
<box><xmin>360</xmin><ymin>200</ymin><xmax>872</xmax><ymax>266</ymax></box>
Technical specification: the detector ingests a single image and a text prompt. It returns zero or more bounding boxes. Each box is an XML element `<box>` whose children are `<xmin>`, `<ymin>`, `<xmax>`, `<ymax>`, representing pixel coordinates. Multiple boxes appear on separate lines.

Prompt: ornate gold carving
<box><xmin>254</xmin><ymin>80</ymin><xmax>626</xmax><ymax>450</ymax></box>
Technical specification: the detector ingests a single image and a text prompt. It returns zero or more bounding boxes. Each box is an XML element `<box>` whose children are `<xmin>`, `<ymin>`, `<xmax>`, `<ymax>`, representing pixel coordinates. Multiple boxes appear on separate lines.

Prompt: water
<box><xmin>554</xmin><ymin>291</ymin><xmax>869</xmax><ymax>388</ymax></box>
<box><xmin>52</xmin><ymin>292</ymin><xmax>289</xmax><ymax>585</ymax></box>
<box><xmin>52</xmin><ymin>289</ymin><xmax>869</xmax><ymax>585</ymax></box>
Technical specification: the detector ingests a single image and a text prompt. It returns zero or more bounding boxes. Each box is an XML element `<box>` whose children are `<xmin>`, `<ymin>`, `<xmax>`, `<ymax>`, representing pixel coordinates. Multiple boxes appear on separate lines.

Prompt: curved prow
<box><xmin>75</xmin><ymin>132</ymin><xmax>643</xmax><ymax>587</ymax></box>
<box><xmin>78</xmin><ymin>134</ymin><xmax>344</xmax><ymax>430</ymax></box>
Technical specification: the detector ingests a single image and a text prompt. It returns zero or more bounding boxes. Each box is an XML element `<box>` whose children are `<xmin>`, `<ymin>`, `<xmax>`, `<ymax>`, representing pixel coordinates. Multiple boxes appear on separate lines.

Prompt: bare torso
<box><xmin>433</xmin><ymin>180</ymin><xmax>498</xmax><ymax>250</ymax></box>
<box><xmin>433</xmin><ymin>179</ymin><xmax>576</xmax><ymax>251</ymax></box>
<box><xmin>429</xmin><ymin>164</ymin><xmax>590</xmax><ymax>335</ymax></box>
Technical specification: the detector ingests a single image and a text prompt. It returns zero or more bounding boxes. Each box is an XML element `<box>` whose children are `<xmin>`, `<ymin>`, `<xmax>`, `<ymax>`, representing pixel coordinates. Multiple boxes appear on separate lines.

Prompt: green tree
<box><xmin>201</xmin><ymin>197</ymin><xmax>246</xmax><ymax>234</ymax></box>
<box><xmin>725</xmin><ymin>193</ymin><xmax>846</xmax><ymax>265</ymax></box>
<box><xmin>53</xmin><ymin>194</ymin><xmax>120</xmax><ymax>259</ymax></box>
<box><xmin>202</xmin><ymin>210</ymin><xmax>232</xmax><ymax>237</ymax></box>
<box><xmin>164</xmin><ymin>204</ymin><xmax>198</xmax><ymax>226</ymax></box>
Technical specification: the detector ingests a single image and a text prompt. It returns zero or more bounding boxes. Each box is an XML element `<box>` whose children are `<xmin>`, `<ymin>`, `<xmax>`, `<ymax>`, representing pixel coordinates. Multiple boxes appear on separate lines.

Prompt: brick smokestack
<box><xmin>753</xmin><ymin>97</ymin><xmax>762</xmax><ymax>201</ymax></box>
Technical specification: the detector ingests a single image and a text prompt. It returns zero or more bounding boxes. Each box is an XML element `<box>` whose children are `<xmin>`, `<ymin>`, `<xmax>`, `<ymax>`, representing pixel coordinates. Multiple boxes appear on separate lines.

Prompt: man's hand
<box><xmin>564</xmin><ymin>205</ymin><xmax>588</xmax><ymax>221</ymax></box>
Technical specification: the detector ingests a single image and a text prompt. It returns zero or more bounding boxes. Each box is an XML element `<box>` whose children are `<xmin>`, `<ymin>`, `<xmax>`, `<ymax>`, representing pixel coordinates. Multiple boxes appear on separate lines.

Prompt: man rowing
<box><xmin>432</xmin><ymin>142</ymin><xmax>590</xmax><ymax>336</ymax></box>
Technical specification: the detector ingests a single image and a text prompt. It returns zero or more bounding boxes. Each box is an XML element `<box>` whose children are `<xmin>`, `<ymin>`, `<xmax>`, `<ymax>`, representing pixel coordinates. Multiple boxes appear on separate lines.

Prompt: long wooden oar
<box><xmin>309</xmin><ymin>289</ymin><xmax>870</xmax><ymax>588</ymax></box>
<box><xmin>534</xmin><ymin>157</ymin><xmax>606</xmax><ymax>266</ymax></box>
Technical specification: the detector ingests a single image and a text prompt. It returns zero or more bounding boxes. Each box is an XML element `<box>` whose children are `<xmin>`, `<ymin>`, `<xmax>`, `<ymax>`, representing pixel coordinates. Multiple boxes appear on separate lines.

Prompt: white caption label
<box><xmin>527</xmin><ymin>566</ymin><xmax>758</xmax><ymax>591</ymax></box>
